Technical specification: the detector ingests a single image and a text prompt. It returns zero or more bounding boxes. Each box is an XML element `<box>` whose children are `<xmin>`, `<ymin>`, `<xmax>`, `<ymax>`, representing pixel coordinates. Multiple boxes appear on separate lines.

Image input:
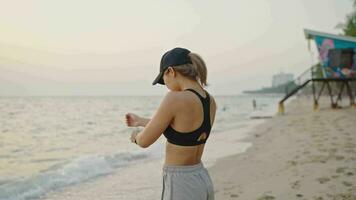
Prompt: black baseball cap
<box><xmin>152</xmin><ymin>47</ymin><xmax>192</xmax><ymax>85</ymax></box>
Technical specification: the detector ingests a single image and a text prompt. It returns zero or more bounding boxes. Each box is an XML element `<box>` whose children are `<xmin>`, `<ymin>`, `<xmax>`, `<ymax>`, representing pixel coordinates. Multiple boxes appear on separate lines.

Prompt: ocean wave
<box><xmin>0</xmin><ymin>151</ymin><xmax>150</xmax><ymax>200</ymax></box>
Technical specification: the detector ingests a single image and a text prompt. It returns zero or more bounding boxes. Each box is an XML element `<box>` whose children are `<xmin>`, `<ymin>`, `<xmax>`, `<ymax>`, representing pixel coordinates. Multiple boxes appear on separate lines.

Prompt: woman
<box><xmin>125</xmin><ymin>47</ymin><xmax>217</xmax><ymax>200</ymax></box>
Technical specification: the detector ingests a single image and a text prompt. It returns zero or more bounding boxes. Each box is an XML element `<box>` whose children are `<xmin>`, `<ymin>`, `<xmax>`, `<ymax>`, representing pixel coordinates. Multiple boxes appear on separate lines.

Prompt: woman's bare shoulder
<box><xmin>166</xmin><ymin>90</ymin><xmax>216</xmax><ymax>107</ymax></box>
<box><xmin>165</xmin><ymin>90</ymin><xmax>195</xmax><ymax>106</ymax></box>
<box><xmin>162</xmin><ymin>91</ymin><xmax>186</xmax><ymax>105</ymax></box>
<box><xmin>209</xmin><ymin>94</ymin><xmax>217</xmax><ymax>110</ymax></box>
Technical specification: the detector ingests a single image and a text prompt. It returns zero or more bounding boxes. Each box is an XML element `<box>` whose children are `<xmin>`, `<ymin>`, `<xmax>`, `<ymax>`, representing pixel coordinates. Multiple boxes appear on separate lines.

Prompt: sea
<box><xmin>0</xmin><ymin>94</ymin><xmax>283</xmax><ymax>200</ymax></box>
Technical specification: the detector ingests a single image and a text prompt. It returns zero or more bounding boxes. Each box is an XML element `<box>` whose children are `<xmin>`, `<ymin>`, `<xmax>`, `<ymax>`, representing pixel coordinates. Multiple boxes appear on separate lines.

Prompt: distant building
<box><xmin>272</xmin><ymin>72</ymin><xmax>294</xmax><ymax>87</ymax></box>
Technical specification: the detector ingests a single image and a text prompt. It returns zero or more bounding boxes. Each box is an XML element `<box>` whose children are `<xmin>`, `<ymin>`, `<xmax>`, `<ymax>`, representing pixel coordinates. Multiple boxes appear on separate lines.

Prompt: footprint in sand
<box><xmin>331</xmin><ymin>155</ymin><xmax>345</xmax><ymax>161</ymax></box>
<box><xmin>296</xmin><ymin>193</ymin><xmax>303</xmax><ymax>198</ymax></box>
<box><xmin>222</xmin><ymin>181</ymin><xmax>237</xmax><ymax>192</ymax></box>
<box><xmin>331</xmin><ymin>175</ymin><xmax>339</xmax><ymax>179</ymax></box>
<box><xmin>257</xmin><ymin>194</ymin><xmax>276</xmax><ymax>200</ymax></box>
<box><xmin>345</xmin><ymin>171</ymin><xmax>354</xmax><ymax>176</ymax></box>
<box><xmin>345</xmin><ymin>142</ymin><xmax>356</xmax><ymax>149</ymax></box>
<box><xmin>313</xmin><ymin>196</ymin><xmax>324</xmax><ymax>200</ymax></box>
<box><xmin>287</xmin><ymin>160</ymin><xmax>298</xmax><ymax>166</ymax></box>
<box><xmin>343</xmin><ymin>132</ymin><xmax>350</xmax><ymax>136</ymax></box>
<box><xmin>230</xmin><ymin>194</ymin><xmax>239</xmax><ymax>198</ymax></box>
<box><xmin>333</xmin><ymin>193</ymin><xmax>356</xmax><ymax>199</ymax></box>
<box><xmin>303</xmin><ymin>150</ymin><xmax>311</xmax><ymax>155</ymax></box>
<box><xmin>307</xmin><ymin>155</ymin><xmax>329</xmax><ymax>163</ymax></box>
<box><xmin>336</xmin><ymin>167</ymin><xmax>348</xmax><ymax>174</ymax></box>
<box><xmin>291</xmin><ymin>180</ymin><xmax>301</xmax><ymax>189</ymax></box>
<box><xmin>342</xmin><ymin>181</ymin><xmax>353</xmax><ymax>187</ymax></box>
<box><xmin>223</xmin><ymin>185</ymin><xmax>236</xmax><ymax>191</ymax></box>
<box><xmin>316</xmin><ymin>177</ymin><xmax>331</xmax><ymax>184</ymax></box>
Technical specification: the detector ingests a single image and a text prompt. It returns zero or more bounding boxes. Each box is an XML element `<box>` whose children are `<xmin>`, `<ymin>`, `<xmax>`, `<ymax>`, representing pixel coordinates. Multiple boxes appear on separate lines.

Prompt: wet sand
<box><xmin>210</xmin><ymin>96</ymin><xmax>356</xmax><ymax>199</ymax></box>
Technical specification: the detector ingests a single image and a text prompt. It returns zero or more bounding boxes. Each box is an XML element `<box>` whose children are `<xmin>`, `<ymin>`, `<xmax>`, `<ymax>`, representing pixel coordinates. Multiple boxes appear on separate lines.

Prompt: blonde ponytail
<box><xmin>188</xmin><ymin>53</ymin><xmax>208</xmax><ymax>87</ymax></box>
<box><xmin>171</xmin><ymin>52</ymin><xmax>209</xmax><ymax>87</ymax></box>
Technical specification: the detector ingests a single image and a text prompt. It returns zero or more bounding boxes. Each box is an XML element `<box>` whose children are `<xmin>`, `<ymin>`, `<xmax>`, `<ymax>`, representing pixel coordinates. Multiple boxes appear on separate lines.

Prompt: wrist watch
<box><xmin>134</xmin><ymin>134</ymin><xmax>138</xmax><ymax>144</ymax></box>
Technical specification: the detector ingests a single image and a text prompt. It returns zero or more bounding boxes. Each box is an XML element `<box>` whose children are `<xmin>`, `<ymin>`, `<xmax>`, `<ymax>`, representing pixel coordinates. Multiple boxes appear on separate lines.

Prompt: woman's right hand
<box><xmin>125</xmin><ymin>112</ymin><xmax>141</xmax><ymax>127</ymax></box>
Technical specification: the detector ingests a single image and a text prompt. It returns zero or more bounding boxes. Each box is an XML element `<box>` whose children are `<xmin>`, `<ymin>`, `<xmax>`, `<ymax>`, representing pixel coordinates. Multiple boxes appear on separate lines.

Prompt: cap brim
<box><xmin>152</xmin><ymin>71</ymin><xmax>165</xmax><ymax>85</ymax></box>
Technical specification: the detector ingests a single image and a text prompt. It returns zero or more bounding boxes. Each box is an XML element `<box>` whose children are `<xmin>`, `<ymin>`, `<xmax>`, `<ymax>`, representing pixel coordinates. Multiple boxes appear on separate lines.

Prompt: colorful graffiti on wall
<box><xmin>314</xmin><ymin>36</ymin><xmax>356</xmax><ymax>78</ymax></box>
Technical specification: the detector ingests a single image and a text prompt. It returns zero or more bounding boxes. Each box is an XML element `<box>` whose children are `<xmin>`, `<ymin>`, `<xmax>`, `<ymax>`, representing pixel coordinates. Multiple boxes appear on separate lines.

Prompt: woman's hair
<box><xmin>169</xmin><ymin>53</ymin><xmax>208</xmax><ymax>87</ymax></box>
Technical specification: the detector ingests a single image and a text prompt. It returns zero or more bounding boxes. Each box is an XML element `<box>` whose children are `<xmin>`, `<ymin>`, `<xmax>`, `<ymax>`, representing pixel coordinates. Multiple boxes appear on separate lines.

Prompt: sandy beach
<box><xmin>40</xmin><ymin>96</ymin><xmax>356</xmax><ymax>200</ymax></box>
<box><xmin>210</xmin><ymin>96</ymin><xmax>356</xmax><ymax>199</ymax></box>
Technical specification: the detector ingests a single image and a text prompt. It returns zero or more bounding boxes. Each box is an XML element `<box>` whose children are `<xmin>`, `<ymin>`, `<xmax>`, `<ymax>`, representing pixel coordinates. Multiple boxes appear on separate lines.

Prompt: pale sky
<box><xmin>0</xmin><ymin>0</ymin><xmax>353</xmax><ymax>96</ymax></box>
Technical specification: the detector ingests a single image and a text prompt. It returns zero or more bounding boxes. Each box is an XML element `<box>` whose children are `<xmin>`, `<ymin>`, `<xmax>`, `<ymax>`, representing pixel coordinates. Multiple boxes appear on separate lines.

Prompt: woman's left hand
<box><xmin>130</xmin><ymin>129</ymin><xmax>140</xmax><ymax>144</ymax></box>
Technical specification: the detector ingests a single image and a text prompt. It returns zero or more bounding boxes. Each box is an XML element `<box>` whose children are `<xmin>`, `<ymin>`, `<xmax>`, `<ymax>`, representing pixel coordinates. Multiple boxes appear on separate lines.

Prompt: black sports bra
<box><xmin>163</xmin><ymin>88</ymin><xmax>212</xmax><ymax>146</ymax></box>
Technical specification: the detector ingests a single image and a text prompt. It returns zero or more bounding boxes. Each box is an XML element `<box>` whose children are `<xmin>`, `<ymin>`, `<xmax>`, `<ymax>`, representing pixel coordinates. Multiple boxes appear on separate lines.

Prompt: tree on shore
<box><xmin>342</xmin><ymin>0</ymin><xmax>356</xmax><ymax>36</ymax></box>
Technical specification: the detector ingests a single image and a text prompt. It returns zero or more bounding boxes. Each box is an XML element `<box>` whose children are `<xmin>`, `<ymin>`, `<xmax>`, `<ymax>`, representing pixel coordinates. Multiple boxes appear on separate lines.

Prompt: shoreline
<box><xmin>209</xmin><ymin>96</ymin><xmax>356</xmax><ymax>199</ymax></box>
<box><xmin>40</xmin><ymin>110</ymin><xmax>268</xmax><ymax>200</ymax></box>
<box><xmin>40</xmin><ymin>124</ymin><xmax>266</xmax><ymax>200</ymax></box>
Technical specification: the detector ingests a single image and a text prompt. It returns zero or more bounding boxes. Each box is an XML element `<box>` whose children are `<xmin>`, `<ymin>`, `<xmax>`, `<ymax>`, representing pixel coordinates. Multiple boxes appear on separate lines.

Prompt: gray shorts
<box><xmin>161</xmin><ymin>162</ymin><xmax>214</xmax><ymax>200</ymax></box>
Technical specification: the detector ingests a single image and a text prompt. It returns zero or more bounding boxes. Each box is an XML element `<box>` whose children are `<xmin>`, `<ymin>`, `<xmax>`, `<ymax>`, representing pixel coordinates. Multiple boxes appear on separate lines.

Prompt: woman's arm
<box><xmin>132</xmin><ymin>92</ymin><xmax>176</xmax><ymax>148</ymax></box>
<box><xmin>138</xmin><ymin>117</ymin><xmax>151</xmax><ymax>127</ymax></box>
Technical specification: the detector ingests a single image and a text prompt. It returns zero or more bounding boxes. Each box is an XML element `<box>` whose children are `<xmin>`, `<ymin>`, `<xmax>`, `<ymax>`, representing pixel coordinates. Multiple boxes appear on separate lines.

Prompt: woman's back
<box><xmin>164</xmin><ymin>88</ymin><xmax>216</xmax><ymax>166</ymax></box>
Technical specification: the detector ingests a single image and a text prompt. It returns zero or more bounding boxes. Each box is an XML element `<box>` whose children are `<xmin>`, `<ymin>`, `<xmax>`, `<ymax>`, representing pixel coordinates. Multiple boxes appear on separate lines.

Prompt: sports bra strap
<box><xmin>184</xmin><ymin>88</ymin><xmax>210</xmax><ymax>101</ymax></box>
<box><xmin>184</xmin><ymin>88</ymin><xmax>211</xmax><ymax>127</ymax></box>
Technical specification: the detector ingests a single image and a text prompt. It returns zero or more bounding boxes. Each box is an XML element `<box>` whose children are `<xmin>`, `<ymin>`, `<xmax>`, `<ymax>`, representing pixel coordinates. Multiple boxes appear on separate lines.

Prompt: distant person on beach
<box><xmin>125</xmin><ymin>47</ymin><xmax>216</xmax><ymax>200</ymax></box>
<box><xmin>253</xmin><ymin>99</ymin><xmax>257</xmax><ymax>110</ymax></box>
